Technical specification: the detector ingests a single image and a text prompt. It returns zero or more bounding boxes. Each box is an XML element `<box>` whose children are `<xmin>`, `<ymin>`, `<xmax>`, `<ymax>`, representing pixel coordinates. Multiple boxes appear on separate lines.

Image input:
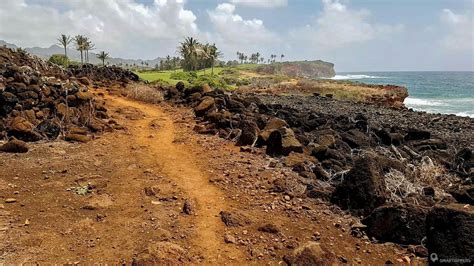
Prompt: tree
<box><xmin>178</xmin><ymin>37</ymin><xmax>201</xmax><ymax>71</ymax></box>
<box><xmin>74</xmin><ymin>35</ymin><xmax>87</xmax><ymax>64</ymax></box>
<box><xmin>82</xmin><ymin>37</ymin><xmax>95</xmax><ymax>63</ymax></box>
<box><xmin>48</xmin><ymin>54</ymin><xmax>68</xmax><ymax>67</ymax></box>
<box><xmin>260</xmin><ymin>57</ymin><xmax>264</xmax><ymax>64</ymax></box>
<box><xmin>281</xmin><ymin>54</ymin><xmax>285</xmax><ymax>62</ymax></box>
<box><xmin>203</xmin><ymin>43</ymin><xmax>222</xmax><ymax>76</ymax></box>
<box><xmin>255</xmin><ymin>52</ymin><xmax>261</xmax><ymax>64</ymax></box>
<box><xmin>57</xmin><ymin>34</ymin><xmax>72</xmax><ymax>63</ymax></box>
<box><xmin>97</xmin><ymin>51</ymin><xmax>109</xmax><ymax>66</ymax></box>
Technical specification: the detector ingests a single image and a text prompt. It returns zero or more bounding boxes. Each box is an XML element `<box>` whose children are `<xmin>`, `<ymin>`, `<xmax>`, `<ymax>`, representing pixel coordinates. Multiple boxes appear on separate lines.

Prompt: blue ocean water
<box><xmin>331</xmin><ymin>72</ymin><xmax>474</xmax><ymax>118</ymax></box>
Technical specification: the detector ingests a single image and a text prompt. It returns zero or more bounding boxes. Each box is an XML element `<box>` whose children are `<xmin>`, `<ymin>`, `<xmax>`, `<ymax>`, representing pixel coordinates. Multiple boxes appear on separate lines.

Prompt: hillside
<box><xmin>0</xmin><ymin>40</ymin><xmax>163</xmax><ymax>67</ymax></box>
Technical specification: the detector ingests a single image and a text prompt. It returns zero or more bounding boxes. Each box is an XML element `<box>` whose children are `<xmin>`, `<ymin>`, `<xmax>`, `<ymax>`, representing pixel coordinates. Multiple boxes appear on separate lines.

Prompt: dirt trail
<box><xmin>106</xmin><ymin>95</ymin><xmax>245</xmax><ymax>263</ymax></box>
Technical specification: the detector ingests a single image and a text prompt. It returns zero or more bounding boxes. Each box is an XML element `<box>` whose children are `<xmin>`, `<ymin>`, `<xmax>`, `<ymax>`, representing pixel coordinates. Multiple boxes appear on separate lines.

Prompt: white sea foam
<box><xmin>404</xmin><ymin>97</ymin><xmax>448</xmax><ymax>107</ymax></box>
<box><xmin>330</xmin><ymin>74</ymin><xmax>385</xmax><ymax>80</ymax></box>
<box><xmin>454</xmin><ymin>112</ymin><xmax>474</xmax><ymax>118</ymax></box>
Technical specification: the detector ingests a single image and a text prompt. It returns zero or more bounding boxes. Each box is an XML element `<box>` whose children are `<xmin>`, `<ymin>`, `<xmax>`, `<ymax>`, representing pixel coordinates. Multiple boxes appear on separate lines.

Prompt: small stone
<box><xmin>284</xmin><ymin>195</ymin><xmax>291</xmax><ymax>201</ymax></box>
<box><xmin>224</xmin><ymin>234</ymin><xmax>236</xmax><ymax>244</ymax></box>
<box><xmin>24</xmin><ymin>219</ymin><xmax>30</xmax><ymax>226</ymax></box>
<box><xmin>5</xmin><ymin>198</ymin><xmax>17</xmax><ymax>203</ymax></box>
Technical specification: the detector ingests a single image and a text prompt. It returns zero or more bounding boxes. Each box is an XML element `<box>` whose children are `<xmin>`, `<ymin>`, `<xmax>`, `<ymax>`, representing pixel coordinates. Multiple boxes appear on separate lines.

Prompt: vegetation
<box><xmin>48</xmin><ymin>54</ymin><xmax>69</xmax><ymax>67</ymax></box>
<box><xmin>96</xmin><ymin>51</ymin><xmax>109</xmax><ymax>66</ymax></box>
<box><xmin>57</xmin><ymin>34</ymin><xmax>72</xmax><ymax>64</ymax></box>
<box><xmin>178</xmin><ymin>37</ymin><xmax>222</xmax><ymax>74</ymax></box>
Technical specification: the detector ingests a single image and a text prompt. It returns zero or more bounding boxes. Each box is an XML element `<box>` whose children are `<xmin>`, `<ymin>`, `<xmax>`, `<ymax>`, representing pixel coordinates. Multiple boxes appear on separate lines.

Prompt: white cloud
<box><xmin>290</xmin><ymin>0</ymin><xmax>403</xmax><ymax>50</ymax></box>
<box><xmin>0</xmin><ymin>0</ymin><xmax>199</xmax><ymax>58</ymax></box>
<box><xmin>440</xmin><ymin>8</ymin><xmax>473</xmax><ymax>51</ymax></box>
<box><xmin>230</xmin><ymin>0</ymin><xmax>287</xmax><ymax>8</ymax></box>
<box><xmin>208</xmin><ymin>3</ymin><xmax>277</xmax><ymax>52</ymax></box>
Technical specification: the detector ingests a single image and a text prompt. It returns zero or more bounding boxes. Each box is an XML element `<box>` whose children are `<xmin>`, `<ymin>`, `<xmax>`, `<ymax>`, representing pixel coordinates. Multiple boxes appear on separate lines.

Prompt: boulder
<box><xmin>175</xmin><ymin>81</ymin><xmax>185</xmax><ymax>92</ymax></box>
<box><xmin>283</xmin><ymin>241</ymin><xmax>336</xmax><ymax>266</ymax></box>
<box><xmin>35</xmin><ymin>119</ymin><xmax>61</xmax><ymax>139</ymax></box>
<box><xmin>0</xmin><ymin>139</ymin><xmax>28</xmax><ymax>153</ymax></box>
<box><xmin>65</xmin><ymin>133</ymin><xmax>90</xmax><ymax>143</ymax></box>
<box><xmin>405</xmin><ymin>128</ymin><xmax>431</xmax><ymax>141</ymax></box>
<box><xmin>331</xmin><ymin>154</ymin><xmax>387</xmax><ymax>216</ymax></box>
<box><xmin>236</xmin><ymin>120</ymin><xmax>259</xmax><ymax>146</ymax></box>
<box><xmin>362</xmin><ymin>203</ymin><xmax>428</xmax><ymax>244</ymax></box>
<box><xmin>426</xmin><ymin>204</ymin><xmax>474</xmax><ymax>262</ymax></box>
<box><xmin>10</xmin><ymin>116</ymin><xmax>33</xmax><ymax>133</ymax></box>
<box><xmin>194</xmin><ymin>96</ymin><xmax>215</xmax><ymax>117</ymax></box>
<box><xmin>266</xmin><ymin>127</ymin><xmax>303</xmax><ymax>156</ymax></box>
<box><xmin>258</xmin><ymin>117</ymin><xmax>288</xmax><ymax>144</ymax></box>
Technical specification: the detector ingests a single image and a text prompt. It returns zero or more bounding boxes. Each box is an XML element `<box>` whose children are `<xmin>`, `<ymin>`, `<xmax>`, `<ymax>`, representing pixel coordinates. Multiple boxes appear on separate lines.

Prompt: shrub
<box><xmin>48</xmin><ymin>54</ymin><xmax>69</xmax><ymax>67</ymax></box>
<box><xmin>124</xmin><ymin>83</ymin><xmax>164</xmax><ymax>104</ymax></box>
<box><xmin>191</xmin><ymin>75</ymin><xmax>228</xmax><ymax>89</ymax></box>
<box><xmin>170</xmin><ymin>71</ymin><xmax>197</xmax><ymax>81</ymax></box>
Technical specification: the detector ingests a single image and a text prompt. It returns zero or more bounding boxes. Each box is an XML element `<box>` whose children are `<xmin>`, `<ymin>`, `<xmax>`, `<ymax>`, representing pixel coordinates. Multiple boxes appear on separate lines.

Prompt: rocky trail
<box><xmin>0</xmin><ymin>87</ymin><xmax>418</xmax><ymax>264</ymax></box>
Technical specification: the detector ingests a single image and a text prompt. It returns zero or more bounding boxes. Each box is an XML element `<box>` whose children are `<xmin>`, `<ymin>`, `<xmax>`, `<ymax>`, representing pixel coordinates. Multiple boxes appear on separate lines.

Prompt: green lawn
<box><xmin>136</xmin><ymin>64</ymin><xmax>259</xmax><ymax>84</ymax></box>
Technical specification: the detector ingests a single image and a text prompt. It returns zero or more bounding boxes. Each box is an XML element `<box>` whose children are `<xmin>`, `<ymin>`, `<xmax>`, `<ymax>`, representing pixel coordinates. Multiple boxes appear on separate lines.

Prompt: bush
<box><xmin>191</xmin><ymin>75</ymin><xmax>228</xmax><ymax>89</ymax></box>
<box><xmin>48</xmin><ymin>54</ymin><xmax>69</xmax><ymax>67</ymax></box>
<box><xmin>124</xmin><ymin>83</ymin><xmax>164</xmax><ymax>104</ymax></box>
<box><xmin>170</xmin><ymin>71</ymin><xmax>197</xmax><ymax>81</ymax></box>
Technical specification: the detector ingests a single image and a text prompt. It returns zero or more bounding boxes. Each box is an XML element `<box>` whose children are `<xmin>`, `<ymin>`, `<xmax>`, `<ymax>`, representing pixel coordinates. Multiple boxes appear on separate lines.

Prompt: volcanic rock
<box><xmin>283</xmin><ymin>241</ymin><xmax>336</xmax><ymax>266</ymax></box>
<box><xmin>0</xmin><ymin>139</ymin><xmax>28</xmax><ymax>153</ymax></box>
<box><xmin>331</xmin><ymin>154</ymin><xmax>387</xmax><ymax>216</ymax></box>
<box><xmin>426</xmin><ymin>204</ymin><xmax>474</xmax><ymax>262</ymax></box>
<box><xmin>266</xmin><ymin>127</ymin><xmax>303</xmax><ymax>156</ymax></box>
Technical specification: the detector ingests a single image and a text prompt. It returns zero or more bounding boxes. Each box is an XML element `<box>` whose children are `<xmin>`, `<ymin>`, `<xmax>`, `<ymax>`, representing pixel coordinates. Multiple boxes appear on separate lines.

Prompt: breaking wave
<box><xmin>330</xmin><ymin>74</ymin><xmax>386</xmax><ymax>80</ymax></box>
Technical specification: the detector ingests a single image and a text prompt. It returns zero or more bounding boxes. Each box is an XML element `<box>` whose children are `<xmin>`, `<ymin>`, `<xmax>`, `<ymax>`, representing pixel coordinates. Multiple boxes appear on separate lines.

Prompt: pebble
<box><xmin>5</xmin><ymin>198</ymin><xmax>17</xmax><ymax>203</ymax></box>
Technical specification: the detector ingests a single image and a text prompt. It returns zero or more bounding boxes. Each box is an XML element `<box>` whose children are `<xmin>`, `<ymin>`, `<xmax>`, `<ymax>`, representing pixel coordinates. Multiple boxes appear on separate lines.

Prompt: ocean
<box><xmin>331</xmin><ymin>72</ymin><xmax>474</xmax><ymax>118</ymax></box>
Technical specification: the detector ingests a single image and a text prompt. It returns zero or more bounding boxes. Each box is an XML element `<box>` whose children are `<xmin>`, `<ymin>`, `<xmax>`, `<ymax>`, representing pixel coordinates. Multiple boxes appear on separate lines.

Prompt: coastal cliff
<box><xmin>256</xmin><ymin>60</ymin><xmax>336</xmax><ymax>78</ymax></box>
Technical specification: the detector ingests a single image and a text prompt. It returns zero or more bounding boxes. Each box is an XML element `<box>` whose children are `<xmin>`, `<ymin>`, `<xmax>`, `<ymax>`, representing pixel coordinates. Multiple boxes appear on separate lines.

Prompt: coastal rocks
<box><xmin>266</xmin><ymin>127</ymin><xmax>303</xmax><ymax>156</ymax></box>
<box><xmin>0</xmin><ymin>139</ymin><xmax>28</xmax><ymax>153</ymax></box>
<box><xmin>331</xmin><ymin>154</ymin><xmax>387</xmax><ymax>216</ymax></box>
<box><xmin>194</xmin><ymin>97</ymin><xmax>215</xmax><ymax>117</ymax></box>
<box><xmin>362</xmin><ymin>203</ymin><xmax>429</xmax><ymax>244</ymax></box>
<box><xmin>283</xmin><ymin>241</ymin><xmax>336</xmax><ymax>266</ymax></box>
<box><xmin>236</xmin><ymin>120</ymin><xmax>259</xmax><ymax>146</ymax></box>
<box><xmin>426</xmin><ymin>204</ymin><xmax>474</xmax><ymax>261</ymax></box>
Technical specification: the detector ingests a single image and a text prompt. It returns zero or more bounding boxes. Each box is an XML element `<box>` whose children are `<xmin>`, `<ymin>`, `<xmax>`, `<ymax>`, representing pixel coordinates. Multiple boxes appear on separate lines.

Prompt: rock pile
<box><xmin>0</xmin><ymin>46</ymin><xmax>111</xmax><ymax>146</ymax></box>
<box><xmin>164</xmin><ymin>81</ymin><xmax>473</xmax><ymax>258</ymax></box>
<box><xmin>68</xmin><ymin>64</ymin><xmax>139</xmax><ymax>85</ymax></box>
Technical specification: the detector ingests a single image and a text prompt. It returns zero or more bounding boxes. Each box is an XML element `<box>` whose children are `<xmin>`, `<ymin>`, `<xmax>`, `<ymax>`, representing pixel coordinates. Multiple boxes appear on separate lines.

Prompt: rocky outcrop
<box><xmin>256</xmin><ymin>61</ymin><xmax>336</xmax><ymax>78</ymax></box>
<box><xmin>426</xmin><ymin>204</ymin><xmax>474</xmax><ymax>262</ymax></box>
<box><xmin>331</xmin><ymin>154</ymin><xmax>388</xmax><ymax>216</ymax></box>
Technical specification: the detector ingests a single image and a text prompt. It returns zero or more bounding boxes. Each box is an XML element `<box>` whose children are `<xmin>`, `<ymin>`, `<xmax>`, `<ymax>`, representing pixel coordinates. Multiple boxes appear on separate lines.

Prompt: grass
<box><xmin>136</xmin><ymin>64</ymin><xmax>259</xmax><ymax>84</ymax></box>
<box><xmin>124</xmin><ymin>83</ymin><xmax>164</xmax><ymax>104</ymax></box>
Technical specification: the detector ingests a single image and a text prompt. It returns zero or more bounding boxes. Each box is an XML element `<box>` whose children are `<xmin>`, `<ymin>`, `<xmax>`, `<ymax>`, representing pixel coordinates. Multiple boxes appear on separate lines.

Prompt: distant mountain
<box><xmin>0</xmin><ymin>40</ymin><xmax>164</xmax><ymax>67</ymax></box>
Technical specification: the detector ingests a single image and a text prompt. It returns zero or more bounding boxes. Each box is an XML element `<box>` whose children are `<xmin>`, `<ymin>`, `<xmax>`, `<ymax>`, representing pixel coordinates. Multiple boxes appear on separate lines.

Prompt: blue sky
<box><xmin>0</xmin><ymin>0</ymin><xmax>472</xmax><ymax>71</ymax></box>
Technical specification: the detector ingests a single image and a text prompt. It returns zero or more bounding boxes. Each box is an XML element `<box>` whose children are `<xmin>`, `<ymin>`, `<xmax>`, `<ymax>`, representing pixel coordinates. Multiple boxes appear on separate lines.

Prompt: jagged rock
<box><xmin>236</xmin><ymin>120</ymin><xmax>259</xmax><ymax>146</ymax></box>
<box><xmin>35</xmin><ymin>119</ymin><xmax>61</xmax><ymax>139</ymax></box>
<box><xmin>331</xmin><ymin>154</ymin><xmax>387</xmax><ymax>216</ymax></box>
<box><xmin>426</xmin><ymin>204</ymin><xmax>474</xmax><ymax>262</ymax></box>
<box><xmin>266</xmin><ymin>127</ymin><xmax>303</xmax><ymax>156</ymax></box>
<box><xmin>257</xmin><ymin>117</ymin><xmax>288</xmax><ymax>144</ymax></box>
<box><xmin>258</xmin><ymin>223</ymin><xmax>280</xmax><ymax>234</ymax></box>
<box><xmin>404</xmin><ymin>128</ymin><xmax>431</xmax><ymax>141</ymax></box>
<box><xmin>362</xmin><ymin>203</ymin><xmax>429</xmax><ymax>244</ymax></box>
<box><xmin>194</xmin><ymin>97</ymin><xmax>215</xmax><ymax>117</ymax></box>
<box><xmin>0</xmin><ymin>139</ymin><xmax>28</xmax><ymax>153</ymax></box>
<box><xmin>131</xmin><ymin>242</ymin><xmax>190</xmax><ymax>265</ymax></box>
<box><xmin>283</xmin><ymin>241</ymin><xmax>336</xmax><ymax>266</ymax></box>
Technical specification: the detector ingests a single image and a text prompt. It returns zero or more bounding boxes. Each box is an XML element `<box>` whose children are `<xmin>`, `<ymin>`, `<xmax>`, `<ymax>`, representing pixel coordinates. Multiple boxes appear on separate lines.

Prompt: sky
<box><xmin>0</xmin><ymin>0</ymin><xmax>472</xmax><ymax>72</ymax></box>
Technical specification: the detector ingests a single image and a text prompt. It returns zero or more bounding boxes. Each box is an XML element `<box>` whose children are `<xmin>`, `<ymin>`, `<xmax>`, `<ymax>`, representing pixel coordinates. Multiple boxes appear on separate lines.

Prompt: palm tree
<box><xmin>82</xmin><ymin>37</ymin><xmax>95</xmax><ymax>63</ymax></box>
<box><xmin>74</xmin><ymin>35</ymin><xmax>87</xmax><ymax>64</ymax></box>
<box><xmin>255</xmin><ymin>52</ymin><xmax>261</xmax><ymax>64</ymax></box>
<box><xmin>281</xmin><ymin>54</ymin><xmax>285</xmax><ymax>62</ymax></box>
<box><xmin>203</xmin><ymin>43</ymin><xmax>222</xmax><ymax>76</ymax></box>
<box><xmin>57</xmin><ymin>34</ymin><xmax>72</xmax><ymax>62</ymax></box>
<box><xmin>178</xmin><ymin>37</ymin><xmax>201</xmax><ymax>71</ymax></box>
<box><xmin>97</xmin><ymin>51</ymin><xmax>109</xmax><ymax>66</ymax></box>
<box><xmin>260</xmin><ymin>57</ymin><xmax>264</xmax><ymax>64</ymax></box>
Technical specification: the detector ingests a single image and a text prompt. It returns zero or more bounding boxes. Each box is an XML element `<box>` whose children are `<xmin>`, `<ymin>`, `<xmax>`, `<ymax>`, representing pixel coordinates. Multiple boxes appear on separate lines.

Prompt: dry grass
<box><xmin>384</xmin><ymin>156</ymin><xmax>456</xmax><ymax>203</ymax></box>
<box><xmin>125</xmin><ymin>83</ymin><xmax>164</xmax><ymax>104</ymax></box>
